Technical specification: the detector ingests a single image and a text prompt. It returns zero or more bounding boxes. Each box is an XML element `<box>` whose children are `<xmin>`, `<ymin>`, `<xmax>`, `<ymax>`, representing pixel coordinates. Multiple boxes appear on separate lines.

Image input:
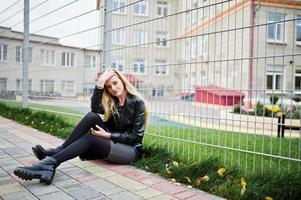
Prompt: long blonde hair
<box><xmin>102</xmin><ymin>69</ymin><xmax>148</xmax><ymax>123</ymax></box>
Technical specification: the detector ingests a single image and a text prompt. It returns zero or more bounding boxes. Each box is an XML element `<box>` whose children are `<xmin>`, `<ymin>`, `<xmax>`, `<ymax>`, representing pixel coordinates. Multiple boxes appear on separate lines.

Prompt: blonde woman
<box><xmin>14</xmin><ymin>69</ymin><xmax>148</xmax><ymax>184</ymax></box>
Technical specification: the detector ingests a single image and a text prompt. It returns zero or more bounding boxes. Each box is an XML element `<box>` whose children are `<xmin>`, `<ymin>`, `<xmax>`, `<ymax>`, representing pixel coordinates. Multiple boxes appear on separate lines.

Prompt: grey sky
<box><xmin>0</xmin><ymin>0</ymin><xmax>101</xmax><ymax>48</ymax></box>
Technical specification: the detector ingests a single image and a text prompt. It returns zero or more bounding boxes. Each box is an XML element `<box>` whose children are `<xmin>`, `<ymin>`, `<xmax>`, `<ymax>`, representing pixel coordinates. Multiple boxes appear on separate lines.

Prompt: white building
<box><xmin>179</xmin><ymin>0</ymin><xmax>301</xmax><ymax>104</ymax></box>
<box><xmin>0</xmin><ymin>26</ymin><xmax>101</xmax><ymax>98</ymax></box>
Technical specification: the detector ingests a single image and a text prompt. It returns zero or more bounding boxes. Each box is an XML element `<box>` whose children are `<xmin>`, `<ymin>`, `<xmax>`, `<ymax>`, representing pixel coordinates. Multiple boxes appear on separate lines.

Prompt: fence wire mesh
<box><xmin>0</xmin><ymin>0</ymin><xmax>300</xmax><ymax>175</ymax></box>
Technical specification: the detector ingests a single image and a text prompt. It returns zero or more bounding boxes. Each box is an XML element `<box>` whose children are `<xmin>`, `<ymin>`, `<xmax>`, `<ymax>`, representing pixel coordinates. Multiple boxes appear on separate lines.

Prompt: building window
<box><xmin>112</xmin><ymin>57</ymin><xmax>124</xmax><ymax>72</ymax></box>
<box><xmin>133</xmin><ymin>58</ymin><xmax>146</xmax><ymax>74</ymax></box>
<box><xmin>133</xmin><ymin>0</ymin><xmax>147</xmax><ymax>16</ymax></box>
<box><xmin>16</xmin><ymin>46</ymin><xmax>32</xmax><ymax>63</ymax></box>
<box><xmin>0</xmin><ymin>44</ymin><xmax>8</xmax><ymax>62</ymax></box>
<box><xmin>16</xmin><ymin>79</ymin><xmax>32</xmax><ymax>92</ymax></box>
<box><xmin>295</xmin><ymin>68</ymin><xmax>301</xmax><ymax>92</ymax></box>
<box><xmin>296</xmin><ymin>15</ymin><xmax>301</xmax><ymax>44</ymax></box>
<box><xmin>190</xmin><ymin>0</ymin><xmax>198</xmax><ymax>25</ymax></box>
<box><xmin>156</xmin><ymin>31</ymin><xmax>168</xmax><ymax>47</ymax></box>
<box><xmin>191</xmin><ymin>37</ymin><xmax>197</xmax><ymax>59</ymax></box>
<box><xmin>154</xmin><ymin>59</ymin><xmax>168</xmax><ymax>76</ymax></box>
<box><xmin>156</xmin><ymin>1</ymin><xmax>168</xmax><ymax>16</ymax></box>
<box><xmin>152</xmin><ymin>87</ymin><xmax>164</xmax><ymax>97</ymax></box>
<box><xmin>113</xmin><ymin>0</ymin><xmax>126</xmax><ymax>14</ymax></box>
<box><xmin>0</xmin><ymin>78</ymin><xmax>7</xmax><ymax>91</ymax></box>
<box><xmin>266</xmin><ymin>65</ymin><xmax>283</xmax><ymax>91</ymax></box>
<box><xmin>133</xmin><ymin>30</ymin><xmax>148</xmax><ymax>46</ymax></box>
<box><xmin>61</xmin><ymin>81</ymin><xmax>75</xmax><ymax>96</ymax></box>
<box><xmin>40</xmin><ymin>49</ymin><xmax>55</xmax><ymax>66</ymax></box>
<box><xmin>83</xmin><ymin>83</ymin><xmax>95</xmax><ymax>95</ymax></box>
<box><xmin>197</xmin><ymin>35</ymin><xmax>208</xmax><ymax>60</ymax></box>
<box><xmin>61</xmin><ymin>52</ymin><xmax>75</xmax><ymax>67</ymax></box>
<box><xmin>267</xmin><ymin>12</ymin><xmax>285</xmax><ymax>43</ymax></box>
<box><xmin>84</xmin><ymin>55</ymin><xmax>97</xmax><ymax>69</ymax></box>
<box><xmin>112</xmin><ymin>29</ymin><xmax>126</xmax><ymax>45</ymax></box>
<box><xmin>40</xmin><ymin>80</ymin><xmax>54</xmax><ymax>94</ymax></box>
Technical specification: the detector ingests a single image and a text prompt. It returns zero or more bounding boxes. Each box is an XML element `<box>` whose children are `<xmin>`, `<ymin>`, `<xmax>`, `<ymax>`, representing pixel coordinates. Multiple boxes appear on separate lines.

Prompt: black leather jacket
<box><xmin>91</xmin><ymin>86</ymin><xmax>146</xmax><ymax>150</ymax></box>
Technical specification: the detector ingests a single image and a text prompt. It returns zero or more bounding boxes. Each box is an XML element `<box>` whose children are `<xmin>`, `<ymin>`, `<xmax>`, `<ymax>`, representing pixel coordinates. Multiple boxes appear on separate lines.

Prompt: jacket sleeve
<box><xmin>111</xmin><ymin>99</ymin><xmax>146</xmax><ymax>145</ymax></box>
<box><xmin>90</xmin><ymin>86</ymin><xmax>105</xmax><ymax>114</ymax></box>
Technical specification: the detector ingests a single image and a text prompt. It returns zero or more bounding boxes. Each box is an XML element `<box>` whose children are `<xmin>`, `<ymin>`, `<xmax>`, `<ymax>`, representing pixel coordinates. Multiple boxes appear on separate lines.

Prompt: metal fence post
<box><xmin>22</xmin><ymin>0</ymin><xmax>30</xmax><ymax>108</ymax></box>
<box><xmin>102</xmin><ymin>0</ymin><xmax>112</xmax><ymax>71</ymax></box>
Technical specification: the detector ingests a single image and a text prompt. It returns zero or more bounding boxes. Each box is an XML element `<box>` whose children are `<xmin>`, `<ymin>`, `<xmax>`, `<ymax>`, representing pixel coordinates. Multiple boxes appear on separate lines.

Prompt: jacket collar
<box><xmin>114</xmin><ymin>93</ymin><xmax>136</xmax><ymax>108</ymax></box>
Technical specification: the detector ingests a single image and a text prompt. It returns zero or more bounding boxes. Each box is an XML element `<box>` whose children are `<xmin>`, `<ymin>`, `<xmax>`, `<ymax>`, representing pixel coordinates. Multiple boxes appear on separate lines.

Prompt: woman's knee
<box><xmin>82</xmin><ymin>112</ymin><xmax>102</xmax><ymax>124</ymax></box>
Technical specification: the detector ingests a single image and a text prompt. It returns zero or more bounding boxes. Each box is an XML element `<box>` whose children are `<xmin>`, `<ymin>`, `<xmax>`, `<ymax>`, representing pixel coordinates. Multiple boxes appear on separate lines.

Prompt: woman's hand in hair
<box><xmin>96</xmin><ymin>69</ymin><xmax>116</xmax><ymax>88</ymax></box>
<box><xmin>91</xmin><ymin>125</ymin><xmax>111</xmax><ymax>139</ymax></box>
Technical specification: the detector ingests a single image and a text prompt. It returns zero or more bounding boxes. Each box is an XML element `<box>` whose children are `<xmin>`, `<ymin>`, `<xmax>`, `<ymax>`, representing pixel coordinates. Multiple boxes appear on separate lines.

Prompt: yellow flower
<box><xmin>240</xmin><ymin>177</ymin><xmax>247</xmax><ymax>195</ymax></box>
<box><xmin>241</xmin><ymin>177</ymin><xmax>247</xmax><ymax>187</ymax></box>
<box><xmin>170</xmin><ymin>178</ymin><xmax>176</xmax><ymax>182</ymax></box>
<box><xmin>266</xmin><ymin>105</ymin><xmax>280</xmax><ymax>113</ymax></box>
<box><xmin>172</xmin><ymin>161</ymin><xmax>179</xmax><ymax>167</ymax></box>
<box><xmin>187</xmin><ymin>185</ymin><xmax>192</xmax><ymax>188</ymax></box>
<box><xmin>265</xmin><ymin>197</ymin><xmax>273</xmax><ymax>200</ymax></box>
<box><xmin>194</xmin><ymin>177</ymin><xmax>201</xmax><ymax>187</ymax></box>
<box><xmin>166</xmin><ymin>168</ymin><xmax>173</xmax><ymax>176</ymax></box>
<box><xmin>217</xmin><ymin>167</ymin><xmax>225</xmax><ymax>176</ymax></box>
<box><xmin>201</xmin><ymin>175</ymin><xmax>209</xmax><ymax>182</ymax></box>
<box><xmin>183</xmin><ymin>176</ymin><xmax>191</xmax><ymax>183</ymax></box>
<box><xmin>241</xmin><ymin>186</ymin><xmax>246</xmax><ymax>195</ymax></box>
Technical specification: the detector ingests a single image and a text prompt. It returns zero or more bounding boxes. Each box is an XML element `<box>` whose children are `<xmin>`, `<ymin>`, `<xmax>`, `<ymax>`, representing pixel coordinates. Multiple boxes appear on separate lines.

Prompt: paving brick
<box><xmin>84</xmin><ymin>165</ymin><xmax>107</xmax><ymax>173</ymax></box>
<box><xmin>99</xmin><ymin>186</ymin><xmax>125</xmax><ymax>196</ymax></box>
<box><xmin>148</xmin><ymin>194</ymin><xmax>178</xmax><ymax>200</ymax></box>
<box><xmin>20</xmin><ymin>158</ymin><xmax>36</xmax><ymax>166</ymax></box>
<box><xmin>84</xmin><ymin>178</ymin><xmax>117</xmax><ymax>192</ymax></box>
<box><xmin>59</xmin><ymin>166</ymin><xmax>92</xmax><ymax>179</ymax></box>
<box><xmin>54</xmin><ymin>179</ymin><xmax>82</xmax><ymax>191</ymax></box>
<box><xmin>138</xmin><ymin>176</ymin><xmax>165</xmax><ymax>186</ymax></box>
<box><xmin>107</xmin><ymin>165</ymin><xmax>136</xmax><ymax>174</ymax></box>
<box><xmin>108</xmin><ymin>191</ymin><xmax>144</xmax><ymax>200</ymax></box>
<box><xmin>77</xmin><ymin>174</ymin><xmax>99</xmax><ymax>182</ymax></box>
<box><xmin>123</xmin><ymin>170</ymin><xmax>151</xmax><ymax>181</ymax></box>
<box><xmin>95</xmin><ymin>170</ymin><xmax>117</xmax><ymax>178</ymax></box>
<box><xmin>152</xmin><ymin>182</ymin><xmax>186</xmax><ymax>195</ymax></box>
<box><xmin>0</xmin><ymin>168</ymin><xmax>7</xmax><ymax>177</ymax></box>
<box><xmin>0</xmin><ymin>176</ymin><xmax>16</xmax><ymax>186</ymax></box>
<box><xmin>135</xmin><ymin>187</ymin><xmax>163</xmax><ymax>199</ymax></box>
<box><xmin>0</xmin><ymin>140</ymin><xmax>14</xmax><ymax>148</ymax></box>
<box><xmin>67</xmin><ymin>186</ymin><xmax>103</xmax><ymax>200</ymax></box>
<box><xmin>106</xmin><ymin>174</ymin><xmax>148</xmax><ymax>192</ymax></box>
<box><xmin>185</xmin><ymin>194</ymin><xmax>210</xmax><ymax>200</ymax></box>
<box><xmin>194</xmin><ymin>193</ymin><xmax>225</xmax><ymax>200</ymax></box>
<box><xmin>1</xmin><ymin>191</ymin><xmax>38</xmax><ymax>200</ymax></box>
<box><xmin>72</xmin><ymin>161</ymin><xmax>97</xmax><ymax>168</ymax></box>
<box><xmin>89</xmin><ymin>197</ymin><xmax>111</xmax><ymax>200</ymax></box>
<box><xmin>38</xmin><ymin>191</ymin><xmax>75</xmax><ymax>200</ymax></box>
<box><xmin>173</xmin><ymin>190</ymin><xmax>198</xmax><ymax>199</ymax></box>
<box><xmin>0</xmin><ymin>182</ymin><xmax>26</xmax><ymax>196</ymax></box>
<box><xmin>51</xmin><ymin>171</ymin><xmax>70</xmax><ymax>182</ymax></box>
<box><xmin>26</xmin><ymin>183</ymin><xmax>60</xmax><ymax>196</ymax></box>
<box><xmin>58</xmin><ymin>161</ymin><xmax>75</xmax><ymax>169</ymax></box>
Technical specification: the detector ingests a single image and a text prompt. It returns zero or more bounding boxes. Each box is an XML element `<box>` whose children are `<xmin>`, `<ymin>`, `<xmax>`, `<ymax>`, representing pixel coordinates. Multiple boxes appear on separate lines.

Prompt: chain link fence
<box><xmin>0</xmin><ymin>0</ymin><xmax>300</xmax><ymax>175</ymax></box>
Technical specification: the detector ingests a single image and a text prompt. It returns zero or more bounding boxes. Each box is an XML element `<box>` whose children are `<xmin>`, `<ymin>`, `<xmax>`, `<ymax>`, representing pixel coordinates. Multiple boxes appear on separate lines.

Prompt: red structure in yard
<box><xmin>124</xmin><ymin>74</ymin><xmax>143</xmax><ymax>84</ymax></box>
<box><xmin>194</xmin><ymin>85</ymin><xmax>245</xmax><ymax>106</ymax></box>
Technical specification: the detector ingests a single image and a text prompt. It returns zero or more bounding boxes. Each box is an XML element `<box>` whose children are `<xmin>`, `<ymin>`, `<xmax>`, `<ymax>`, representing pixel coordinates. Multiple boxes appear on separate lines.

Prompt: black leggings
<box><xmin>53</xmin><ymin>112</ymin><xmax>111</xmax><ymax>164</ymax></box>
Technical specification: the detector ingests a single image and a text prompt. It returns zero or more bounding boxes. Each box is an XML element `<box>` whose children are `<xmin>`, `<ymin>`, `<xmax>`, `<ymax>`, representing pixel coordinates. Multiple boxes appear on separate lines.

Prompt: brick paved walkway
<box><xmin>0</xmin><ymin>116</ymin><xmax>224</xmax><ymax>200</ymax></box>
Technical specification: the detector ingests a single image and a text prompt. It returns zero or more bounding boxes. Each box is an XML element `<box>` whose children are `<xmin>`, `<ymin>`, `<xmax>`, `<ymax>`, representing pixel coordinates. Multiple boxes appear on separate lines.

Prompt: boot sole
<box><xmin>14</xmin><ymin>168</ymin><xmax>54</xmax><ymax>184</ymax></box>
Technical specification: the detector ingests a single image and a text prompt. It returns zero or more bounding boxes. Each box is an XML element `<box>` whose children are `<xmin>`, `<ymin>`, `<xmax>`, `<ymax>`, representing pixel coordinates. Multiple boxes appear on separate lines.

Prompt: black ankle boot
<box><xmin>32</xmin><ymin>144</ymin><xmax>63</xmax><ymax>160</ymax></box>
<box><xmin>14</xmin><ymin>156</ymin><xmax>58</xmax><ymax>184</ymax></box>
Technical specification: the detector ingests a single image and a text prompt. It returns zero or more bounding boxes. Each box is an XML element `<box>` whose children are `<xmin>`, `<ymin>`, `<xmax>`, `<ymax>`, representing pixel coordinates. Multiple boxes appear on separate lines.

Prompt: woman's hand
<box><xmin>91</xmin><ymin>125</ymin><xmax>111</xmax><ymax>139</ymax></box>
<box><xmin>96</xmin><ymin>69</ymin><xmax>116</xmax><ymax>88</ymax></box>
